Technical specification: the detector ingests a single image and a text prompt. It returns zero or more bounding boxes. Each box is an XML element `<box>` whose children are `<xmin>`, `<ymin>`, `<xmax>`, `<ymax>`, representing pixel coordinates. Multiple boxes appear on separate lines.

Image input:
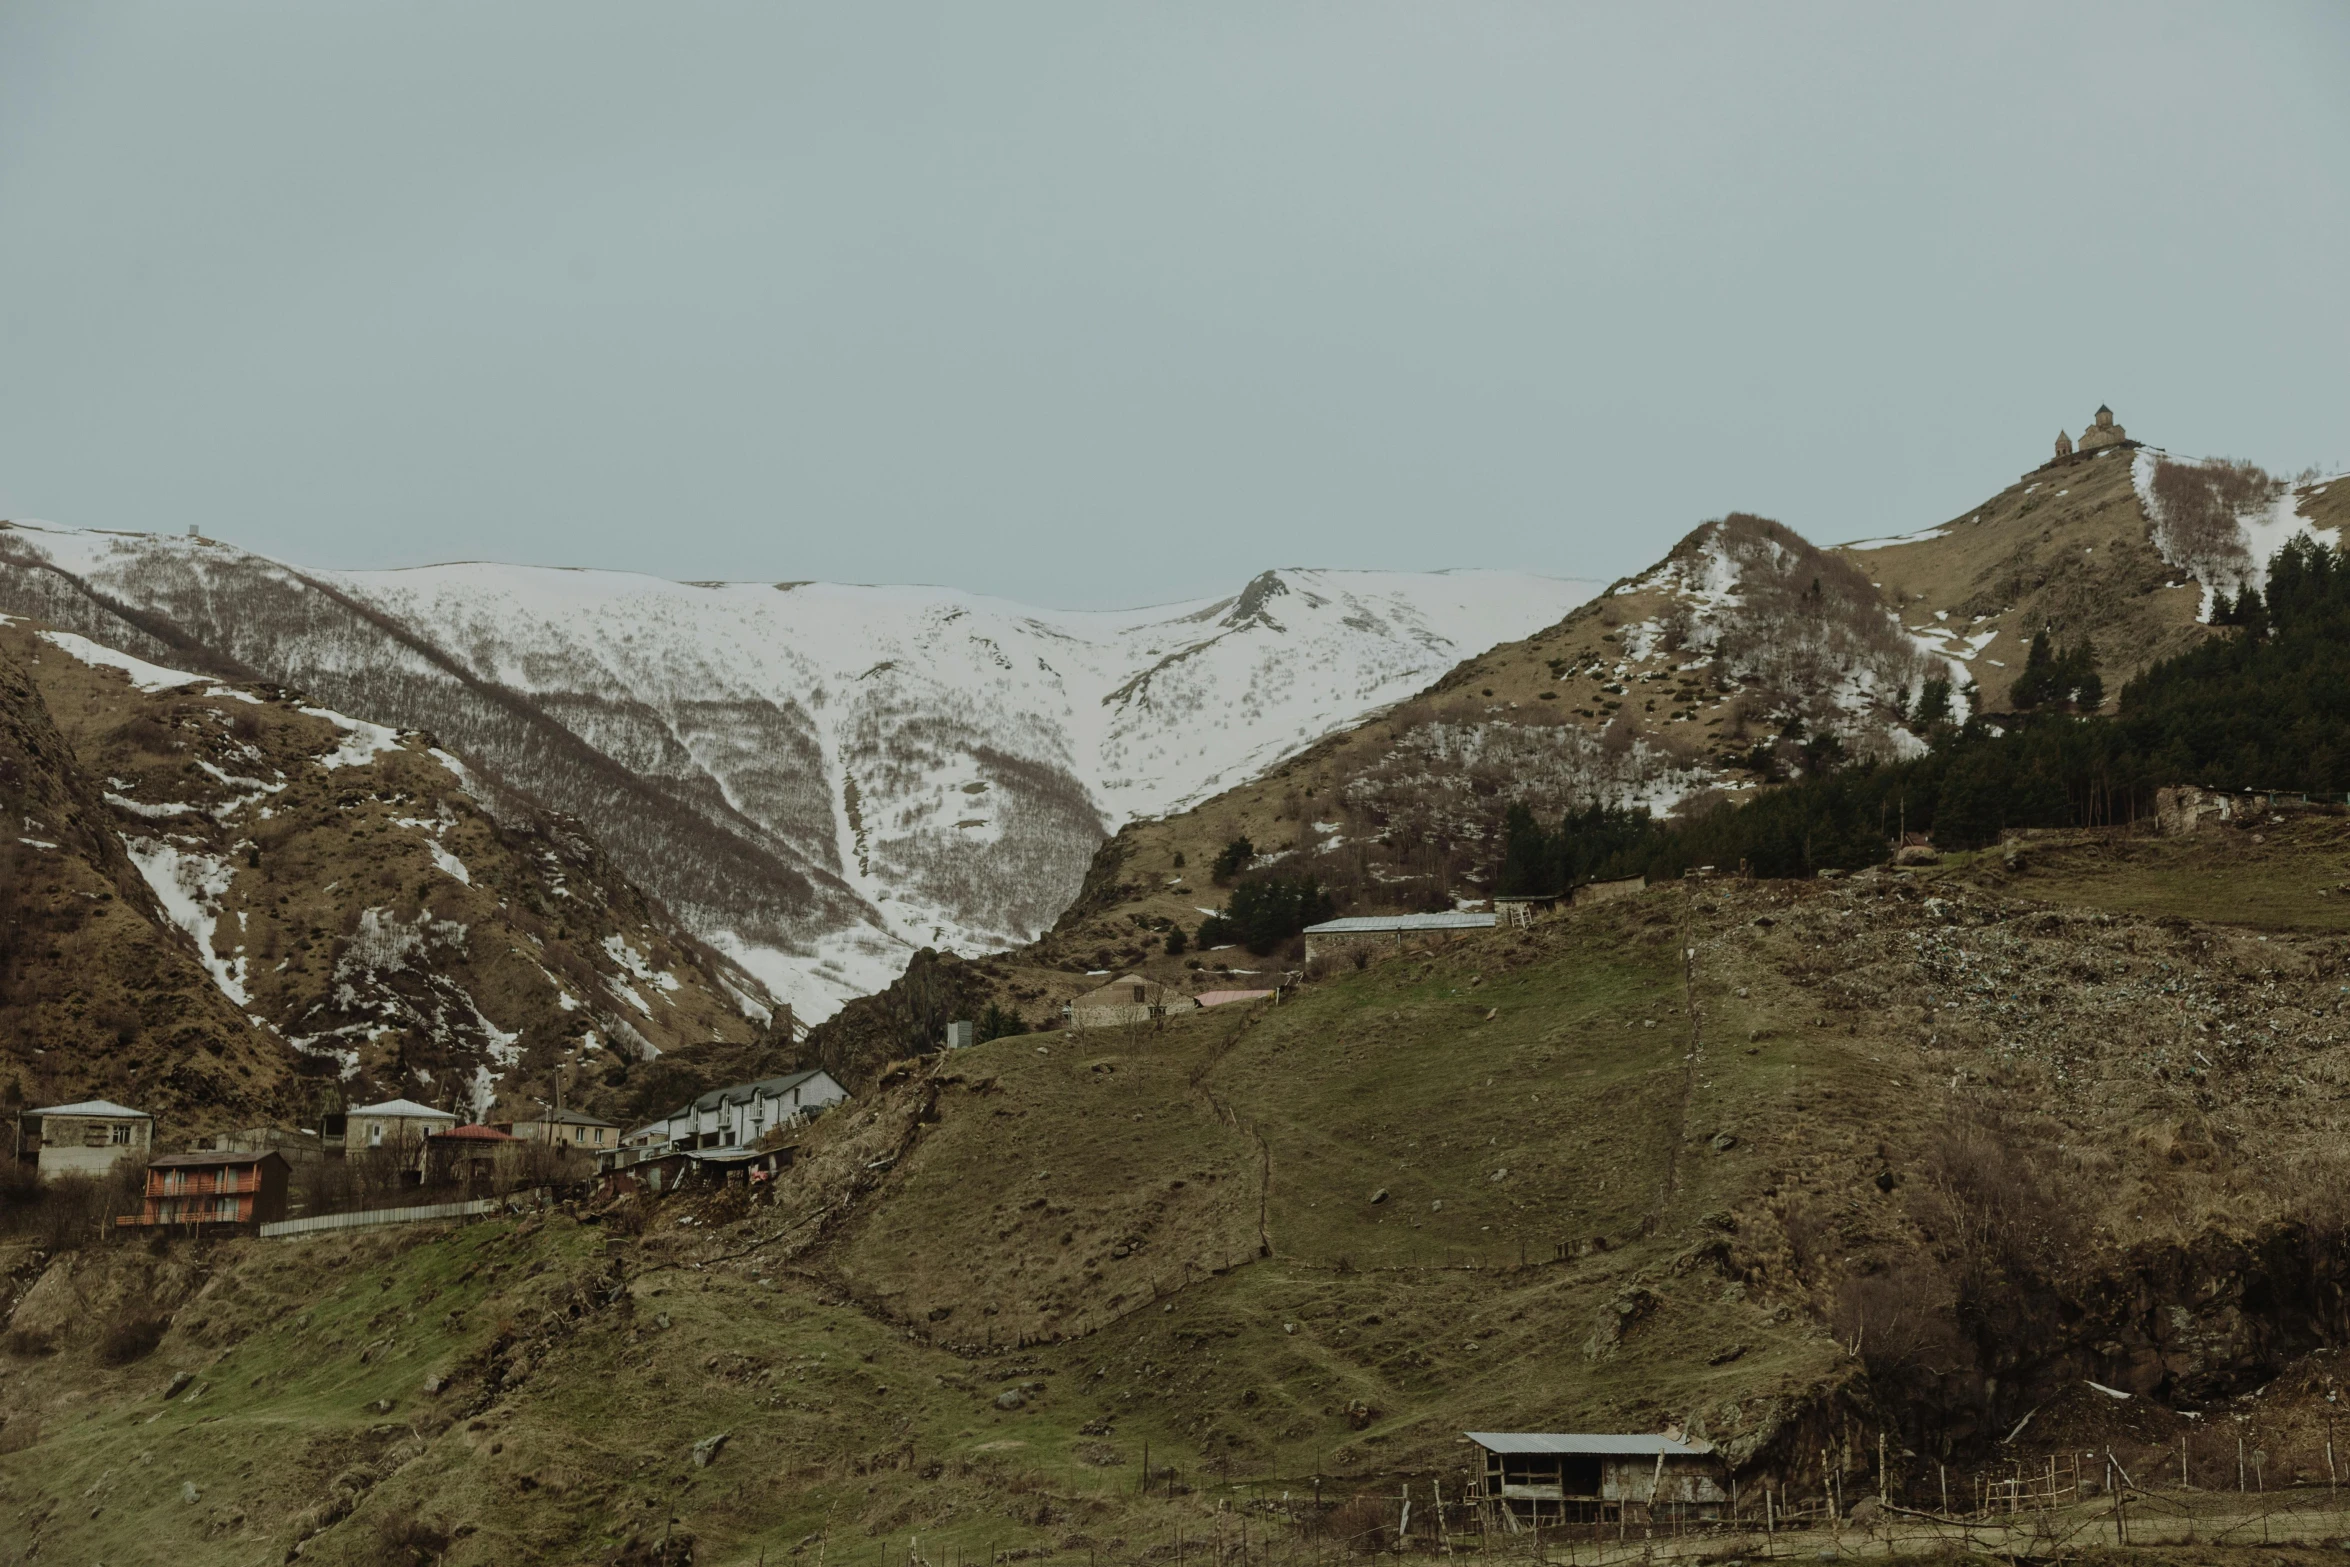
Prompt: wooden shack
<box><xmin>1467</xmin><ymin>1432</ymin><xmax>1726</xmax><ymax>1527</ymax></box>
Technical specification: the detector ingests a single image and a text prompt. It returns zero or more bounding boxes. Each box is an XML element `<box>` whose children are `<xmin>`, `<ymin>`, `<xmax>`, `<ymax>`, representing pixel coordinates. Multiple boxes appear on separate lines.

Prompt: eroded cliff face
<box><xmin>1</xmin><ymin>617</ymin><xmax>775</xmax><ymax>1135</ymax></box>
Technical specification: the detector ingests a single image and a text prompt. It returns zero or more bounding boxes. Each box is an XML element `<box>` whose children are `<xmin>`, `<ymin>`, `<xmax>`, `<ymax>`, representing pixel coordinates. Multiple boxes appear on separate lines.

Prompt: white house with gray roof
<box><xmin>614</xmin><ymin>1069</ymin><xmax>847</xmax><ymax>1166</ymax></box>
<box><xmin>345</xmin><ymin>1097</ymin><xmax>458</xmax><ymax>1150</ymax></box>
<box><xmin>21</xmin><ymin>1100</ymin><xmax>151</xmax><ymax>1181</ymax></box>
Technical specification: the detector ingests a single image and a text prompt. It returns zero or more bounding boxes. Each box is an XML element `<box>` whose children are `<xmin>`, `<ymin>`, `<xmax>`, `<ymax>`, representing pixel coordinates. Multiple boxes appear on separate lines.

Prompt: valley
<box><xmin>7</xmin><ymin>417</ymin><xmax>2350</xmax><ymax>1567</ymax></box>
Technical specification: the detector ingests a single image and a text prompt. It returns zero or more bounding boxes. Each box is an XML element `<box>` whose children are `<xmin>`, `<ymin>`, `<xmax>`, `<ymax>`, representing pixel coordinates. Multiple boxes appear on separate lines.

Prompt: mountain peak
<box><xmin>1222</xmin><ymin>569</ymin><xmax>1292</xmax><ymax>629</ymax></box>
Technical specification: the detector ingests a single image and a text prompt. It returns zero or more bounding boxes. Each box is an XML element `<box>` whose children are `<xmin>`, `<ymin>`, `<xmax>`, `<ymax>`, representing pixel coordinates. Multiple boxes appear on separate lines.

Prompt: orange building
<box><xmin>119</xmin><ymin>1151</ymin><xmax>291</xmax><ymax>1232</ymax></box>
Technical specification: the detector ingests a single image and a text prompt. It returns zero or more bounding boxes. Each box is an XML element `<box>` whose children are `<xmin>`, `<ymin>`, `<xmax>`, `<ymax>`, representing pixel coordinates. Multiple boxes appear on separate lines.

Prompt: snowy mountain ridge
<box><xmin>0</xmin><ymin>521</ymin><xmax>1596</xmax><ymax>1018</ymax></box>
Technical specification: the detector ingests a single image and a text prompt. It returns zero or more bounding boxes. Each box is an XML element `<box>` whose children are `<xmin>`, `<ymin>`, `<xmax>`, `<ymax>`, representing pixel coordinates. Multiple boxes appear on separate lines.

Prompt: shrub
<box><xmin>0</xmin><ymin>1165</ymin><xmax>147</xmax><ymax>1253</ymax></box>
<box><xmin>372</xmin><ymin>1516</ymin><xmax>453</xmax><ymax>1566</ymax></box>
<box><xmin>2</xmin><ymin>1329</ymin><xmax>55</xmax><ymax>1358</ymax></box>
<box><xmin>94</xmin><ymin>1312</ymin><xmax>169</xmax><ymax>1367</ymax></box>
<box><xmin>1162</xmin><ymin>924</ymin><xmax>1186</xmax><ymax>957</ymax></box>
<box><xmin>1210</xmin><ymin>837</ymin><xmax>1255</xmax><ymax>884</ymax></box>
<box><xmin>1320</xmin><ymin>1494</ymin><xmax>1390</xmax><ymax>1555</ymax></box>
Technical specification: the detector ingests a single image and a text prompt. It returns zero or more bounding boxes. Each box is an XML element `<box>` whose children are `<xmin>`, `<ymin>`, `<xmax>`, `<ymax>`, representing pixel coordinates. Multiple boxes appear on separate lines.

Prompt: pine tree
<box><xmin>2010</xmin><ymin>630</ymin><xmax>2056</xmax><ymax>710</ymax></box>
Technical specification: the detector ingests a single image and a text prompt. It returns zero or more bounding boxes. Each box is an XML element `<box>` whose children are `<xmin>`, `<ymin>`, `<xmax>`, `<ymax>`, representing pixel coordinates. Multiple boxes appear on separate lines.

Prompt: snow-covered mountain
<box><xmin>0</xmin><ymin>523</ymin><xmax>1596</xmax><ymax>1016</ymax></box>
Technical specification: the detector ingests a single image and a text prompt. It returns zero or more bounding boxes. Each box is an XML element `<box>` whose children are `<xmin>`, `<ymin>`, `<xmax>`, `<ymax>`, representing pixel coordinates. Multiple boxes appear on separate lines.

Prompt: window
<box><xmin>217</xmin><ymin>1168</ymin><xmax>238</xmax><ymax>1193</ymax></box>
<box><xmin>110</xmin><ymin>1123</ymin><xmax>133</xmax><ymax>1145</ymax></box>
<box><xmin>215</xmin><ymin>1197</ymin><xmax>237</xmax><ymax>1221</ymax></box>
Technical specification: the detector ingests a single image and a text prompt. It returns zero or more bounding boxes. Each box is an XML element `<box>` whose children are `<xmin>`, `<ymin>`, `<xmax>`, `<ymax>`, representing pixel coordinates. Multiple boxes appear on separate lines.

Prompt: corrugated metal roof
<box><xmin>689</xmin><ymin>1069</ymin><xmax>831</xmax><ymax>1114</ymax></box>
<box><xmin>149</xmin><ymin>1150</ymin><xmax>289</xmax><ymax>1169</ymax></box>
<box><xmin>28</xmin><ymin>1100</ymin><xmax>149</xmax><ymax>1119</ymax></box>
<box><xmin>348</xmin><ymin>1098</ymin><xmax>456</xmax><ymax>1120</ymax></box>
<box><xmin>1305</xmin><ymin>913</ymin><xmax>1497</xmax><ymax>934</ymax></box>
<box><xmin>1465</xmin><ymin>1433</ymin><xmax>1712</xmax><ymax>1457</ymax></box>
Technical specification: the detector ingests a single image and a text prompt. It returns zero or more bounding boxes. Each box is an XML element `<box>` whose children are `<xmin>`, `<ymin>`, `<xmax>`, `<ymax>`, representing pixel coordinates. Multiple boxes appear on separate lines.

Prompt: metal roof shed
<box><xmin>1465</xmin><ymin>1432</ymin><xmax>1725</xmax><ymax>1528</ymax></box>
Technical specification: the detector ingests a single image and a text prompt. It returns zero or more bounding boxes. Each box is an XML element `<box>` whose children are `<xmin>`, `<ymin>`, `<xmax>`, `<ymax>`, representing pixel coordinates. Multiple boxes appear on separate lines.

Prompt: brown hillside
<box><xmin>1830</xmin><ymin>441</ymin><xmax>2202</xmax><ymax>712</ymax></box>
<box><xmin>2</xmin><ymin>617</ymin><xmax>784</xmax><ymax>1141</ymax></box>
<box><xmin>1</xmin><ymin>636</ymin><xmax>293</xmax><ymax>1128</ymax></box>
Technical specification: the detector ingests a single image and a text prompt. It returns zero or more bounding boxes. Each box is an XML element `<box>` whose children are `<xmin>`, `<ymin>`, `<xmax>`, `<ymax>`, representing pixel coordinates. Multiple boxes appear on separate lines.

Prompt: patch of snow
<box><xmin>300</xmin><ymin>706</ymin><xmax>403</xmax><ymax>769</ymax></box>
<box><xmin>335</xmin><ymin>906</ymin><xmax>467</xmax><ymax>984</ymax></box>
<box><xmin>428</xmin><ymin>747</ymin><xmax>477</xmax><ymax>795</ymax></box>
<box><xmin>19</xmin><ymin>836</ymin><xmax>59</xmax><ymax>850</ymax></box>
<box><xmin>1841</xmin><ymin>526</ymin><xmax>1952</xmax><ymax>551</ymax></box>
<box><xmin>427</xmin><ymin>842</ymin><xmax>471</xmax><ymax>884</ymax></box>
<box><xmin>36</xmin><ymin>630</ymin><xmax>203</xmax><ymax>691</ymax></box>
<box><xmin>105</xmin><ymin>793</ymin><xmax>200</xmax><ymax>819</ymax></box>
<box><xmin>468</xmin><ymin>996</ymin><xmax>523</xmax><ymax>1067</ymax></box>
<box><xmin>121</xmin><ymin>836</ymin><xmax>248</xmax><ymax>1004</ymax></box>
<box><xmin>602</xmin><ymin>934</ymin><xmax>681</xmax><ymax>994</ymax></box>
<box><xmin>195</xmin><ymin>759</ymin><xmax>283</xmax><ymax>795</ymax></box>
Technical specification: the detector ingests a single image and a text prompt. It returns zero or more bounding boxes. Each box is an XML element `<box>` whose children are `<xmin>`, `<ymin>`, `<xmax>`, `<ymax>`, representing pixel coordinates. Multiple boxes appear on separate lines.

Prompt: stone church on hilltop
<box><xmin>2054</xmin><ymin>404</ymin><xmax>2130</xmax><ymax>461</ymax></box>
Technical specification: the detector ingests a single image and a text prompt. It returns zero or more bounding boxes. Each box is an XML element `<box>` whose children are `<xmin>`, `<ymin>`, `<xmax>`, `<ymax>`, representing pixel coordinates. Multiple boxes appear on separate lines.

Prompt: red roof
<box><xmin>429</xmin><ymin>1123</ymin><xmax>517</xmax><ymax>1142</ymax></box>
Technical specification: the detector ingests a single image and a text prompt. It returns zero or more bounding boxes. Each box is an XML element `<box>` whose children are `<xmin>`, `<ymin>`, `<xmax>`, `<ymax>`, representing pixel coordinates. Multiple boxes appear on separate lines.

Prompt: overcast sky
<box><xmin>2</xmin><ymin>5</ymin><xmax>2345</xmax><ymax>607</ymax></box>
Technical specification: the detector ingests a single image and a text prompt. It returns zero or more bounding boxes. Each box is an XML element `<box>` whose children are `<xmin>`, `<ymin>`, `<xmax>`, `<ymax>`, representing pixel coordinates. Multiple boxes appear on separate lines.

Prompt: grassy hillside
<box><xmin>1830</xmin><ymin>442</ymin><xmax>2200</xmax><ymax>712</ymax></box>
<box><xmin>16</xmin><ymin>819</ymin><xmax>2350</xmax><ymax>1562</ymax></box>
<box><xmin>981</xmin><ymin>440</ymin><xmax>2341</xmax><ymax>1022</ymax></box>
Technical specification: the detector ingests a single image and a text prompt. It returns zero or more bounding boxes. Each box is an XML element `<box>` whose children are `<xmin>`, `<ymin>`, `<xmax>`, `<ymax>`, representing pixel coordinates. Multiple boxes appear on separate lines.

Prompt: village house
<box><xmin>491</xmin><ymin>1106</ymin><xmax>618</xmax><ymax>1151</ymax></box>
<box><xmin>346</xmin><ymin>1097</ymin><xmax>459</xmax><ymax>1150</ymax></box>
<box><xmin>1468</xmin><ymin>1432</ymin><xmax>1727</xmax><ymax>1528</ymax></box>
<box><xmin>1302</xmin><ymin>911</ymin><xmax>1496</xmax><ymax>966</ymax></box>
<box><xmin>613</xmin><ymin>1069</ymin><xmax>847</xmax><ymax>1164</ymax></box>
<box><xmin>118</xmin><ymin>1150</ymin><xmax>291</xmax><ymax>1233</ymax></box>
<box><xmin>18</xmin><ymin>1100</ymin><xmax>152</xmax><ymax>1182</ymax></box>
<box><xmin>1067</xmin><ymin>975</ymin><xmax>1196</xmax><ymax>1030</ymax></box>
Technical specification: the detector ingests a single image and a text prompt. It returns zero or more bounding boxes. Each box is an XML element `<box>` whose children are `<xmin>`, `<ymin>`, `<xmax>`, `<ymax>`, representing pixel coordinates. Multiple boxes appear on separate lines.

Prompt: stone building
<box><xmin>2054</xmin><ymin>428</ymin><xmax>2074</xmax><ymax>459</ymax></box>
<box><xmin>2077</xmin><ymin>403</ymin><xmax>2128</xmax><ymax>452</ymax></box>
<box><xmin>1068</xmin><ymin>975</ymin><xmax>1191</xmax><ymax>1030</ymax></box>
